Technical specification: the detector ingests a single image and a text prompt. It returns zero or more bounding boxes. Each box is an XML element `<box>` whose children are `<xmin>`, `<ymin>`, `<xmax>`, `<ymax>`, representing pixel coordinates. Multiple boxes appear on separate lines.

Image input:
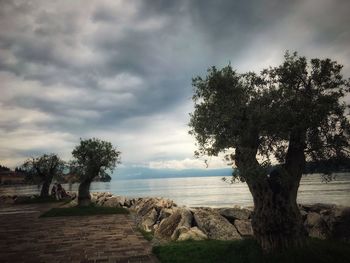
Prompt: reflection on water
<box><xmin>1</xmin><ymin>173</ymin><xmax>349</xmax><ymax>207</ymax></box>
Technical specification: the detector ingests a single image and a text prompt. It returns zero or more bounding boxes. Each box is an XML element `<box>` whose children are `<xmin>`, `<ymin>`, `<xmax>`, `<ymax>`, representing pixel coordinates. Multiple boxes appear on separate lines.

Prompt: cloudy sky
<box><xmin>1</xmin><ymin>0</ymin><xmax>349</xmax><ymax>169</ymax></box>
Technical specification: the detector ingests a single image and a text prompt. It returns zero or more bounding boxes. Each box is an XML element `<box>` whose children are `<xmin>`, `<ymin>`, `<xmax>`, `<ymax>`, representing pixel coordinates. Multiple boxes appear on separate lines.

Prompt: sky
<box><xmin>1</xmin><ymin>0</ymin><xmax>350</xmax><ymax>170</ymax></box>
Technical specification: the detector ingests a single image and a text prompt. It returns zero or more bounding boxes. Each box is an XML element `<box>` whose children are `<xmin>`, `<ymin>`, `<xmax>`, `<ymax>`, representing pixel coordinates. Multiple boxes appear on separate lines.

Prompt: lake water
<box><xmin>1</xmin><ymin>173</ymin><xmax>349</xmax><ymax>207</ymax></box>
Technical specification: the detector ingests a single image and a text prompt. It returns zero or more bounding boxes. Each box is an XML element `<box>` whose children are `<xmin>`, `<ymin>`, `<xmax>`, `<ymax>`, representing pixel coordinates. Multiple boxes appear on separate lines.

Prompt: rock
<box><xmin>103</xmin><ymin>196</ymin><xmax>122</xmax><ymax>208</ymax></box>
<box><xmin>155</xmin><ymin>210</ymin><xmax>182</xmax><ymax>240</ymax></box>
<box><xmin>301</xmin><ymin>203</ymin><xmax>335</xmax><ymax>213</ymax></box>
<box><xmin>92</xmin><ymin>192</ymin><xmax>114</xmax><ymax>206</ymax></box>
<box><xmin>193</xmin><ymin>208</ymin><xmax>241</xmax><ymax>240</ymax></box>
<box><xmin>134</xmin><ymin>198</ymin><xmax>158</xmax><ymax>217</ymax></box>
<box><xmin>124</xmin><ymin>198</ymin><xmax>133</xmax><ymax>208</ymax></box>
<box><xmin>133</xmin><ymin>197</ymin><xmax>177</xmax><ymax>218</ymax></box>
<box><xmin>305</xmin><ymin>212</ymin><xmax>329</xmax><ymax>239</ymax></box>
<box><xmin>306</xmin><ymin>212</ymin><xmax>322</xmax><ymax>226</ymax></box>
<box><xmin>329</xmin><ymin>207</ymin><xmax>350</xmax><ymax>241</ymax></box>
<box><xmin>155</xmin><ymin>208</ymin><xmax>192</xmax><ymax>241</ymax></box>
<box><xmin>158</xmin><ymin>208</ymin><xmax>175</xmax><ymax>221</ymax></box>
<box><xmin>171</xmin><ymin>208</ymin><xmax>193</xmax><ymax>240</ymax></box>
<box><xmin>234</xmin><ymin>219</ymin><xmax>253</xmax><ymax>237</ymax></box>
<box><xmin>115</xmin><ymin>195</ymin><xmax>126</xmax><ymax>206</ymax></box>
<box><xmin>178</xmin><ymin>227</ymin><xmax>208</xmax><ymax>241</ymax></box>
<box><xmin>217</xmin><ymin>207</ymin><xmax>251</xmax><ymax>222</ymax></box>
<box><xmin>141</xmin><ymin>208</ymin><xmax>158</xmax><ymax>232</ymax></box>
<box><xmin>155</xmin><ymin>198</ymin><xmax>176</xmax><ymax>209</ymax></box>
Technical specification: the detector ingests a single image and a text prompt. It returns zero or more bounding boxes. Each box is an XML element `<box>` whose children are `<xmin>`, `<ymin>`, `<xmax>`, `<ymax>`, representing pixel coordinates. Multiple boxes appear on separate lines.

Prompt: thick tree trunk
<box><xmin>78</xmin><ymin>180</ymin><xmax>92</xmax><ymax>207</ymax></box>
<box><xmin>248</xmin><ymin>176</ymin><xmax>306</xmax><ymax>252</ymax></box>
<box><xmin>40</xmin><ymin>176</ymin><xmax>53</xmax><ymax>198</ymax></box>
<box><xmin>235</xmin><ymin>129</ymin><xmax>307</xmax><ymax>252</ymax></box>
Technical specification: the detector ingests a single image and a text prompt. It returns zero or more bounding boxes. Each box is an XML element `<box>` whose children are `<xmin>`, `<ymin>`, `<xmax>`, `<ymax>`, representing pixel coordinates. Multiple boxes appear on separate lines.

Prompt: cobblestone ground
<box><xmin>0</xmin><ymin>204</ymin><xmax>158</xmax><ymax>263</ymax></box>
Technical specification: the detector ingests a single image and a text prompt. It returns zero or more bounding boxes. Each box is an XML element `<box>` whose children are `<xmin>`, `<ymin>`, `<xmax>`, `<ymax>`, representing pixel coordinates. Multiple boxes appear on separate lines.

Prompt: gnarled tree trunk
<box><xmin>248</xmin><ymin>175</ymin><xmax>306</xmax><ymax>252</ymax></box>
<box><xmin>40</xmin><ymin>175</ymin><xmax>53</xmax><ymax>198</ymax></box>
<box><xmin>40</xmin><ymin>180</ymin><xmax>51</xmax><ymax>198</ymax></box>
<box><xmin>78</xmin><ymin>180</ymin><xmax>92</xmax><ymax>207</ymax></box>
<box><xmin>236</xmin><ymin>130</ymin><xmax>307</xmax><ymax>252</ymax></box>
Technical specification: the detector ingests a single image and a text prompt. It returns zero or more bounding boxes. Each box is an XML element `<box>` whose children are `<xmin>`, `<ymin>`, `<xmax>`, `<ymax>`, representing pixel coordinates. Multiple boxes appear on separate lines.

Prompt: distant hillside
<box><xmin>111</xmin><ymin>166</ymin><xmax>233</xmax><ymax>180</ymax></box>
<box><xmin>112</xmin><ymin>158</ymin><xmax>350</xmax><ymax>180</ymax></box>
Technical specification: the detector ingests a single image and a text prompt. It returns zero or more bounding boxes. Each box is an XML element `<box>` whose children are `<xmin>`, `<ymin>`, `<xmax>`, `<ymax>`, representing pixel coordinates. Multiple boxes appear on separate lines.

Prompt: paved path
<box><xmin>0</xmin><ymin>203</ymin><xmax>158</xmax><ymax>263</ymax></box>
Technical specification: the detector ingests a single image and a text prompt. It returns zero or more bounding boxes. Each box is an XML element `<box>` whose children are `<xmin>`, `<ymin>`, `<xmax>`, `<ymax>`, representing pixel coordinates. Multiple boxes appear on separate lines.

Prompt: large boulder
<box><xmin>91</xmin><ymin>192</ymin><xmax>113</xmax><ymax>206</ymax></box>
<box><xmin>193</xmin><ymin>208</ymin><xmax>241</xmax><ymax>240</ymax></box>
<box><xmin>178</xmin><ymin>227</ymin><xmax>208</xmax><ymax>241</ymax></box>
<box><xmin>103</xmin><ymin>196</ymin><xmax>122</xmax><ymax>208</ymax></box>
<box><xmin>217</xmin><ymin>207</ymin><xmax>251</xmax><ymax>222</ymax></box>
<box><xmin>234</xmin><ymin>219</ymin><xmax>253</xmax><ymax>237</ymax></box>
<box><xmin>124</xmin><ymin>198</ymin><xmax>135</xmax><ymax>208</ymax></box>
<box><xmin>133</xmin><ymin>198</ymin><xmax>159</xmax><ymax>217</ymax></box>
<box><xmin>327</xmin><ymin>206</ymin><xmax>350</xmax><ymax>241</ymax></box>
<box><xmin>133</xmin><ymin>197</ymin><xmax>177</xmax><ymax>218</ymax></box>
<box><xmin>141</xmin><ymin>208</ymin><xmax>158</xmax><ymax>232</ymax></box>
<box><xmin>305</xmin><ymin>212</ymin><xmax>330</xmax><ymax>239</ymax></box>
<box><xmin>155</xmin><ymin>208</ymin><xmax>192</xmax><ymax>241</ymax></box>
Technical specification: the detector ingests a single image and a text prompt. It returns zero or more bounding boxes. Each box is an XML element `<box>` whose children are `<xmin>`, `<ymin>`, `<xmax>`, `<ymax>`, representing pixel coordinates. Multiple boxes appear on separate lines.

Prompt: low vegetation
<box><xmin>153</xmin><ymin>239</ymin><xmax>350</xmax><ymax>263</ymax></box>
<box><xmin>137</xmin><ymin>227</ymin><xmax>154</xmax><ymax>241</ymax></box>
<box><xmin>40</xmin><ymin>205</ymin><xmax>129</xmax><ymax>217</ymax></box>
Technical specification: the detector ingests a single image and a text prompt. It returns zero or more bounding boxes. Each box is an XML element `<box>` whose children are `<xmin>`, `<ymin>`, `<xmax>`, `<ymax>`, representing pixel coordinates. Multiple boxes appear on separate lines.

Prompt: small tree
<box><xmin>71</xmin><ymin>138</ymin><xmax>121</xmax><ymax>206</ymax></box>
<box><xmin>189</xmin><ymin>52</ymin><xmax>350</xmax><ymax>252</ymax></box>
<box><xmin>22</xmin><ymin>154</ymin><xmax>65</xmax><ymax>197</ymax></box>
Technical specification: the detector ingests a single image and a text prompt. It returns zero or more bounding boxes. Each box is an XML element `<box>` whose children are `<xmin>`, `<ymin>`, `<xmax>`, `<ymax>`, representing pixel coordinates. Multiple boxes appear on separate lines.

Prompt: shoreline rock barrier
<box><xmin>1</xmin><ymin>192</ymin><xmax>349</xmax><ymax>242</ymax></box>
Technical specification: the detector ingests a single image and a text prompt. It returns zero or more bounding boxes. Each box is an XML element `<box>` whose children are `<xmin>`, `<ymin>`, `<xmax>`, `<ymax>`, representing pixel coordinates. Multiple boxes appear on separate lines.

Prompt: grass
<box><xmin>152</xmin><ymin>238</ymin><xmax>350</xmax><ymax>263</ymax></box>
<box><xmin>137</xmin><ymin>227</ymin><xmax>154</xmax><ymax>241</ymax></box>
<box><xmin>40</xmin><ymin>205</ymin><xmax>129</xmax><ymax>217</ymax></box>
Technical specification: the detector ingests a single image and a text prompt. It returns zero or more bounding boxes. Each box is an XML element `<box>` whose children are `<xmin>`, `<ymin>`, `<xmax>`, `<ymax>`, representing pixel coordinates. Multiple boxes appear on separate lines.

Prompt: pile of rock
<box><xmin>89</xmin><ymin>193</ymin><xmax>254</xmax><ymax>242</ymax></box>
<box><xmin>89</xmin><ymin>193</ymin><xmax>350</xmax><ymax>243</ymax></box>
<box><xmin>2</xmin><ymin>192</ymin><xmax>349</xmax><ymax>243</ymax></box>
<box><xmin>300</xmin><ymin>203</ymin><xmax>350</xmax><ymax>241</ymax></box>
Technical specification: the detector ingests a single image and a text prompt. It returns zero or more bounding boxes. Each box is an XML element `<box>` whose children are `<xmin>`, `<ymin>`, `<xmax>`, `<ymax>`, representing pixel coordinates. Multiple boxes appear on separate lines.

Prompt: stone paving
<box><xmin>0</xmin><ymin>203</ymin><xmax>158</xmax><ymax>263</ymax></box>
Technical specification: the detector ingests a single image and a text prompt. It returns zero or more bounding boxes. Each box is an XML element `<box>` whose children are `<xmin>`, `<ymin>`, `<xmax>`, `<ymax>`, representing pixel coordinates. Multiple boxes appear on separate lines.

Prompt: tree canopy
<box><xmin>22</xmin><ymin>154</ymin><xmax>65</xmax><ymax>197</ymax></box>
<box><xmin>71</xmin><ymin>138</ymin><xmax>121</xmax><ymax>181</ymax></box>
<box><xmin>190</xmin><ymin>51</ymin><xmax>350</xmax><ymax>180</ymax></box>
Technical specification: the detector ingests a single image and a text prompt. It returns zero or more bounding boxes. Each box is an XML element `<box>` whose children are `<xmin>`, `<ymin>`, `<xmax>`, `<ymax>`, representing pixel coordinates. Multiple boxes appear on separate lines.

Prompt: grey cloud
<box><xmin>1</xmin><ymin>0</ymin><xmax>349</xmax><ymax>167</ymax></box>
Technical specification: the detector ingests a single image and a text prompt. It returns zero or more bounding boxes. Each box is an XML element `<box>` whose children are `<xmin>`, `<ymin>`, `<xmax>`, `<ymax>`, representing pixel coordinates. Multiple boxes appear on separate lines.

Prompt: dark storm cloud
<box><xmin>1</xmin><ymin>0</ymin><xmax>350</xmax><ymax>167</ymax></box>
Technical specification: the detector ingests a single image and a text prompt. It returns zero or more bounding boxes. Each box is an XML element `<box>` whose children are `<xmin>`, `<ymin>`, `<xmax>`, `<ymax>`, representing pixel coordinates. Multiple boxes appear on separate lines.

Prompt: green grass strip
<box><xmin>40</xmin><ymin>205</ymin><xmax>129</xmax><ymax>217</ymax></box>
<box><xmin>153</xmin><ymin>238</ymin><xmax>350</xmax><ymax>263</ymax></box>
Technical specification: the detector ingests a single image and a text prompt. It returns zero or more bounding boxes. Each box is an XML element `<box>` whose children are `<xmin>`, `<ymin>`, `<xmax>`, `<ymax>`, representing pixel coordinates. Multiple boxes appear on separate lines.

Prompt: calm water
<box><xmin>1</xmin><ymin>174</ymin><xmax>349</xmax><ymax>207</ymax></box>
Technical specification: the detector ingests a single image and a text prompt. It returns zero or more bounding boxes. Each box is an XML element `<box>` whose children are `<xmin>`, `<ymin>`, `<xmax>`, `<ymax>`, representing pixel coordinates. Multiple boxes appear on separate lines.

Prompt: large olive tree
<box><xmin>22</xmin><ymin>154</ymin><xmax>65</xmax><ymax>197</ymax></box>
<box><xmin>71</xmin><ymin>138</ymin><xmax>121</xmax><ymax>206</ymax></box>
<box><xmin>189</xmin><ymin>52</ymin><xmax>350</xmax><ymax>252</ymax></box>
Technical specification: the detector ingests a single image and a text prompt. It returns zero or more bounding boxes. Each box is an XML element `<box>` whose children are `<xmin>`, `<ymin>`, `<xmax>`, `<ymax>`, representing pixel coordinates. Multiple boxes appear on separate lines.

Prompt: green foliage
<box><xmin>21</xmin><ymin>154</ymin><xmax>65</xmax><ymax>183</ymax></box>
<box><xmin>189</xmin><ymin>51</ymin><xmax>350</xmax><ymax>181</ymax></box>
<box><xmin>137</xmin><ymin>227</ymin><xmax>154</xmax><ymax>241</ymax></box>
<box><xmin>70</xmin><ymin>138</ymin><xmax>121</xmax><ymax>182</ymax></box>
<box><xmin>153</xmin><ymin>239</ymin><xmax>350</xmax><ymax>263</ymax></box>
<box><xmin>40</xmin><ymin>205</ymin><xmax>129</xmax><ymax>217</ymax></box>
